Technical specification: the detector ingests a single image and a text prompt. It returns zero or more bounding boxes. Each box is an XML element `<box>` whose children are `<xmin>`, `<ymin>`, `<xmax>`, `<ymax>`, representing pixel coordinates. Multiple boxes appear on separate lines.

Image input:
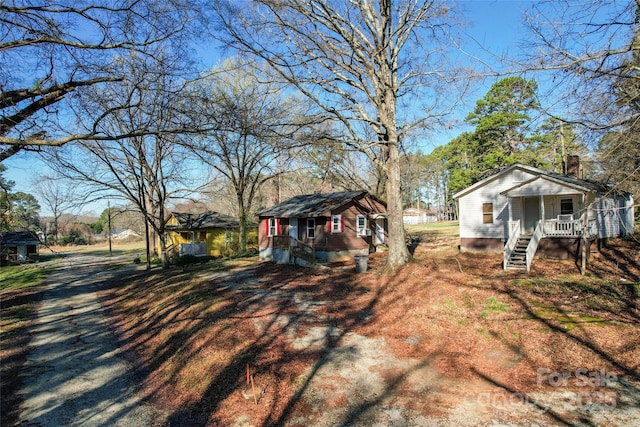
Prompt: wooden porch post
<box><xmin>507</xmin><ymin>197</ymin><xmax>512</xmax><ymax>238</ymax></box>
<box><xmin>540</xmin><ymin>196</ymin><xmax>545</xmax><ymax>234</ymax></box>
<box><xmin>581</xmin><ymin>192</ymin><xmax>587</xmax><ymax>275</ymax></box>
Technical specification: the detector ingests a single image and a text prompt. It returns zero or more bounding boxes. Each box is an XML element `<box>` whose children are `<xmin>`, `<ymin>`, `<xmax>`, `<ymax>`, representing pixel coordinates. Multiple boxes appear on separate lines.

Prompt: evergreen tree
<box><xmin>465</xmin><ymin>76</ymin><xmax>541</xmax><ymax>174</ymax></box>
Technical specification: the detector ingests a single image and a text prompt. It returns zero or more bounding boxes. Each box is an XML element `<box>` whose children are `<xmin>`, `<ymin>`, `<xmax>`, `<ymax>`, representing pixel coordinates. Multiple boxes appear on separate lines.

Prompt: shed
<box><xmin>1</xmin><ymin>231</ymin><xmax>41</xmax><ymax>265</ymax></box>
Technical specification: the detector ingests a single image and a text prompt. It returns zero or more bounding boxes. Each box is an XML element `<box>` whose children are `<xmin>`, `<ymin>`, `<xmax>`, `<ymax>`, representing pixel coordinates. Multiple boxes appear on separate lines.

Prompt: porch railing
<box><xmin>180</xmin><ymin>242</ymin><xmax>207</xmax><ymax>256</ymax></box>
<box><xmin>271</xmin><ymin>235</ymin><xmax>317</xmax><ymax>265</ymax></box>
<box><xmin>542</xmin><ymin>219</ymin><xmax>597</xmax><ymax>238</ymax></box>
<box><xmin>526</xmin><ymin>220</ymin><xmax>543</xmax><ymax>272</ymax></box>
<box><xmin>290</xmin><ymin>237</ymin><xmax>317</xmax><ymax>265</ymax></box>
<box><xmin>504</xmin><ymin>220</ymin><xmax>520</xmax><ymax>269</ymax></box>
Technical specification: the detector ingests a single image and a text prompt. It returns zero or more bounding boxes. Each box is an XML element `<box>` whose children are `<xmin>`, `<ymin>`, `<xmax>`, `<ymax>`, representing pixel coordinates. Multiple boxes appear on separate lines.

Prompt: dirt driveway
<box><xmin>18</xmin><ymin>254</ymin><xmax>167</xmax><ymax>426</ymax></box>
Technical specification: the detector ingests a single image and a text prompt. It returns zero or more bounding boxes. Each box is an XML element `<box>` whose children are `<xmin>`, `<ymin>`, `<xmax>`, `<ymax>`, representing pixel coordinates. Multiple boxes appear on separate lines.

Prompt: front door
<box><xmin>375</xmin><ymin>218</ymin><xmax>385</xmax><ymax>245</ymax></box>
<box><xmin>523</xmin><ymin>197</ymin><xmax>540</xmax><ymax>234</ymax></box>
<box><xmin>289</xmin><ymin>218</ymin><xmax>298</xmax><ymax>241</ymax></box>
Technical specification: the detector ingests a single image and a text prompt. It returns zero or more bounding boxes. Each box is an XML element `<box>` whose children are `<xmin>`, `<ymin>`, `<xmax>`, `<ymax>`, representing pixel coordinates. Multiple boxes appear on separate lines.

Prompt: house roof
<box><xmin>452</xmin><ymin>164</ymin><xmax>545</xmax><ymax>199</ymax></box>
<box><xmin>1</xmin><ymin>231</ymin><xmax>41</xmax><ymax>246</ymax></box>
<box><xmin>453</xmin><ymin>163</ymin><xmax>614</xmax><ymax>199</ymax></box>
<box><xmin>500</xmin><ymin>174</ymin><xmax>608</xmax><ymax>197</ymax></box>
<box><xmin>166</xmin><ymin>211</ymin><xmax>241</xmax><ymax>230</ymax></box>
<box><xmin>257</xmin><ymin>190</ymin><xmax>384</xmax><ymax>218</ymax></box>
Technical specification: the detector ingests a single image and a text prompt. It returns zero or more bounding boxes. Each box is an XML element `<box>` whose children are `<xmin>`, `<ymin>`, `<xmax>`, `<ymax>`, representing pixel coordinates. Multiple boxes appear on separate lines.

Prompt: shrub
<box><xmin>173</xmin><ymin>254</ymin><xmax>201</xmax><ymax>272</ymax></box>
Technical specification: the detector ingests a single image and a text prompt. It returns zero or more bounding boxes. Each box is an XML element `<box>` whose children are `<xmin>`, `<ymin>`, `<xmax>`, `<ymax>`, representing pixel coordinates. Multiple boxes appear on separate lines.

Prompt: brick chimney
<box><xmin>565</xmin><ymin>155</ymin><xmax>581</xmax><ymax>178</ymax></box>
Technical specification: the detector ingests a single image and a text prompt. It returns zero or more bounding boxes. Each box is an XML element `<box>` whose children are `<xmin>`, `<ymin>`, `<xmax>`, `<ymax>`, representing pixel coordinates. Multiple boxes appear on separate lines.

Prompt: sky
<box><xmin>4</xmin><ymin>0</ymin><xmax>534</xmax><ymax>217</ymax></box>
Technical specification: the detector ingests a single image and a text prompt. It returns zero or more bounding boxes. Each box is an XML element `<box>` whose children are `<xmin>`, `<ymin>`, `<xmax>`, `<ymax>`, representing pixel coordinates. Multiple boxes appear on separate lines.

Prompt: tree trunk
<box><xmin>237</xmin><ymin>192</ymin><xmax>247</xmax><ymax>253</ymax></box>
<box><xmin>385</xmin><ymin>138</ymin><xmax>411</xmax><ymax>269</ymax></box>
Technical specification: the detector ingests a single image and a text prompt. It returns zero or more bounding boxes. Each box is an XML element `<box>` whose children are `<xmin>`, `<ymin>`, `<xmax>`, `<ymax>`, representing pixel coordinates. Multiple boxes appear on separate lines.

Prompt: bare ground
<box><xmin>99</xmin><ymin>234</ymin><xmax>640</xmax><ymax>426</ymax></box>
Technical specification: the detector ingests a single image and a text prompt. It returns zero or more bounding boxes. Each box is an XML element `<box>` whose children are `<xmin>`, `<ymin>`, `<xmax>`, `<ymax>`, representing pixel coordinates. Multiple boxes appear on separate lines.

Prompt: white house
<box><xmin>453</xmin><ymin>163</ymin><xmax>634</xmax><ymax>271</ymax></box>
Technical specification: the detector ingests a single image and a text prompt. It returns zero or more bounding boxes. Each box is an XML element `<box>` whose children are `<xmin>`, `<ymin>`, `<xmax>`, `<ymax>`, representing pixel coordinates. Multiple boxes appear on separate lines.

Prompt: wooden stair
<box><xmin>291</xmin><ymin>244</ymin><xmax>316</xmax><ymax>266</ymax></box>
<box><xmin>505</xmin><ymin>236</ymin><xmax>531</xmax><ymax>270</ymax></box>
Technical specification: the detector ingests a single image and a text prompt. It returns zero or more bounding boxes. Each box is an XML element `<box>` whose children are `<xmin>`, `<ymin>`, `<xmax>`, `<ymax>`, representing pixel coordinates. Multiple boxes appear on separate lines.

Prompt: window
<box><xmin>307</xmin><ymin>218</ymin><xmax>315</xmax><ymax>239</ymax></box>
<box><xmin>331</xmin><ymin>215</ymin><xmax>343</xmax><ymax>233</ymax></box>
<box><xmin>560</xmin><ymin>198</ymin><xmax>574</xmax><ymax>215</ymax></box>
<box><xmin>482</xmin><ymin>203</ymin><xmax>493</xmax><ymax>224</ymax></box>
<box><xmin>267</xmin><ymin>218</ymin><xmax>279</xmax><ymax>236</ymax></box>
<box><xmin>356</xmin><ymin>215</ymin><xmax>367</xmax><ymax>234</ymax></box>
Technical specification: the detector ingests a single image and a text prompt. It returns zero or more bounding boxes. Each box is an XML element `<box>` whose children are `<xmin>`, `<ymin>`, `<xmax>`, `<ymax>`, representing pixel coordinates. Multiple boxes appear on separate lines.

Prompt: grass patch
<box><xmin>480</xmin><ymin>296</ymin><xmax>509</xmax><ymax>319</ymax></box>
<box><xmin>530</xmin><ymin>302</ymin><xmax>617</xmax><ymax>331</ymax></box>
<box><xmin>405</xmin><ymin>221</ymin><xmax>459</xmax><ymax>236</ymax></box>
<box><xmin>0</xmin><ymin>264</ymin><xmax>52</xmax><ymax>290</ymax></box>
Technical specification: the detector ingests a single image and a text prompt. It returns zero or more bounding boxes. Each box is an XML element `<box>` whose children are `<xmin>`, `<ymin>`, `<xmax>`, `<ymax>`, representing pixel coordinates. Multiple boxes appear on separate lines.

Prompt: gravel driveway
<box><xmin>19</xmin><ymin>254</ymin><xmax>167</xmax><ymax>427</ymax></box>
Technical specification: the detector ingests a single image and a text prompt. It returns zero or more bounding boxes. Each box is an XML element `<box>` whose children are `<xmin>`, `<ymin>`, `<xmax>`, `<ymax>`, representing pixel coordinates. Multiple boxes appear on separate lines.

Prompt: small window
<box><xmin>482</xmin><ymin>203</ymin><xmax>493</xmax><ymax>224</ymax></box>
<box><xmin>307</xmin><ymin>218</ymin><xmax>315</xmax><ymax>239</ymax></box>
<box><xmin>356</xmin><ymin>215</ymin><xmax>367</xmax><ymax>234</ymax></box>
<box><xmin>331</xmin><ymin>215</ymin><xmax>343</xmax><ymax>233</ymax></box>
<box><xmin>560</xmin><ymin>198</ymin><xmax>574</xmax><ymax>215</ymax></box>
<box><xmin>268</xmin><ymin>218</ymin><xmax>278</xmax><ymax>236</ymax></box>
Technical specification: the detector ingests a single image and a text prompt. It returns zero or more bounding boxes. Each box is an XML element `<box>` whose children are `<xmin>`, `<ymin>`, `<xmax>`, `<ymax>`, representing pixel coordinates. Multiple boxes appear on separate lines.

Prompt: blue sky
<box><xmin>4</xmin><ymin>0</ymin><xmax>534</xmax><ymax>216</ymax></box>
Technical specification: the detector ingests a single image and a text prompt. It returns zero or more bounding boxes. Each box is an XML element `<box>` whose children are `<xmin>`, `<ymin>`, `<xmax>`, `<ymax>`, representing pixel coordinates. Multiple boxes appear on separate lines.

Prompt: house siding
<box><xmin>258</xmin><ymin>193</ymin><xmax>387</xmax><ymax>262</ymax></box>
<box><xmin>596</xmin><ymin>194</ymin><xmax>635</xmax><ymax>238</ymax></box>
<box><xmin>164</xmin><ymin>212</ymin><xmax>253</xmax><ymax>257</ymax></box>
<box><xmin>458</xmin><ymin>168</ymin><xmax>538</xmax><ymax>241</ymax></box>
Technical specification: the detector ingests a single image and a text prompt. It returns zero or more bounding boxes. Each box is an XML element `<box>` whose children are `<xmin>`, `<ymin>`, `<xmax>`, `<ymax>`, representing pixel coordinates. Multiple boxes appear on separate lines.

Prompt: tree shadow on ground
<box><xmin>103</xmin><ymin>258</ymin><xmax>421</xmax><ymax>426</ymax></box>
<box><xmin>102</xmin><ymin>237</ymin><xmax>640</xmax><ymax>426</ymax></box>
<box><xmin>0</xmin><ymin>281</ymin><xmax>47</xmax><ymax>426</ymax></box>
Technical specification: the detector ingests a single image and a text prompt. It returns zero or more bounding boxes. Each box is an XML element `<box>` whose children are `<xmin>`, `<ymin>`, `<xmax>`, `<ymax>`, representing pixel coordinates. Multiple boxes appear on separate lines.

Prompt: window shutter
<box><xmin>276</xmin><ymin>218</ymin><xmax>281</xmax><ymax>235</ymax></box>
<box><xmin>340</xmin><ymin>215</ymin><xmax>344</xmax><ymax>232</ymax></box>
<box><xmin>265</xmin><ymin>219</ymin><xmax>269</xmax><ymax>236</ymax></box>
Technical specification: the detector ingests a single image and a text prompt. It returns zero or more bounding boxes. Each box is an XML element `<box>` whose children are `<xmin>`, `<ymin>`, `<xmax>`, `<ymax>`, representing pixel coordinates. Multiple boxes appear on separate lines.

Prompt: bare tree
<box><xmin>213</xmin><ymin>0</ymin><xmax>467</xmax><ymax>268</ymax></box>
<box><xmin>524</xmin><ymin>0</ymin><xmax>640</xmax><ymax>213</ymax></box>
<box><xmin>42</xmin><ymin>54</ymin><xmax>199</xmax><ymax>269</ymax></box>
<box><xmin>32</xmin><ymin>175</ymin><xmax>81</xmax><ymax>244</ymax></box>
<box><xmin>524</xmin><ymin>1</ymin><xmax>638</xmax><ymax>130</ymax></box>
<box><xmin>0</xmin><ymin>0</ymin><xmax>202</xmax><ymax>161</ymax></box>
<box><xmin>188</xmin><ymin>59</ymin><xmax>320</xmax><ymax>252</ymax></box>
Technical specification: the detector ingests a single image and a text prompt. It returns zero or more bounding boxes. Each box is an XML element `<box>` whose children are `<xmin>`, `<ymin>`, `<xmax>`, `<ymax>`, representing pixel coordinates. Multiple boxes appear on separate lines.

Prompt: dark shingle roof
<box><xmin>1</xmin><ymin>231</ymin><xmax>41</xmax><ymax>245</ymax></box>
<box><xmin>544</xmin><ymin>171</ymin><xmax>612</xmax><ymax>193</ymax></box>
<box><xmin>257</xmin><ymin>190</ymin><xmax>372</xmax><ymax>217</ymax></box>
<box><xmin>167</xmin><ymin>211</ymin><xmax>241</xmax><ymax>230</ymax></box>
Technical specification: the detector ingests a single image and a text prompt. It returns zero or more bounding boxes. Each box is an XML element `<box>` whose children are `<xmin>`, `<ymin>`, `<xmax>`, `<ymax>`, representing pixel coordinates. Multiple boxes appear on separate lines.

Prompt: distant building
<box><xmin>1</xmin><ymin>231</ymin><xmax>41</xmax><ymax>265</ymax></box>
<box><xmin>403</xmin><ymin>207</ymin><xmax>437</xmax><ymax>225</ymax></box>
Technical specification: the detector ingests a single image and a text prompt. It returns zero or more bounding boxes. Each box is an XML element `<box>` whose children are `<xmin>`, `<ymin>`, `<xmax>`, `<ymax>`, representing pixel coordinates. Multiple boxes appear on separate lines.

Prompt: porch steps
<box><xmin>506</xmin><ymin>236</ymin><xmax>531</xmax><ymax>270</ymax></box>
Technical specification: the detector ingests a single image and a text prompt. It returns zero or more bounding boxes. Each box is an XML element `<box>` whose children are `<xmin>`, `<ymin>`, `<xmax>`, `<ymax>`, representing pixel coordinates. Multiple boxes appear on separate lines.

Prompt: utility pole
<box><xmin>108</xmin><ymin>201</ymin><xmax>112</xmax><ymax>256</ymax></box>
<box><xmin>560</xmin><ymin>122</ymin><xmax>566</xmax><ymax>174</ymax></box>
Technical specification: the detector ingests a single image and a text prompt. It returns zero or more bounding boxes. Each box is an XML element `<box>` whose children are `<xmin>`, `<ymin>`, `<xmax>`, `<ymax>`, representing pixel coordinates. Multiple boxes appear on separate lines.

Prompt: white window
<box><xmin>560</xmin><ymin>198</ymin><xmax>574</xmax><ymax>216</ymax></box>
<box><xmin>268</xmin><ymin>218</ymin><xmax>279</xmax><ymax>236</ymax></box>
<box><xmin>356</xmin><ymin>215</ymin><xmax>367</xmax><ymax>235</ymax></box>
<box><xmin>307</xmin><ymin>218</ymin><xmax>315</xmax><ymax>239</ymax></box>
<box><xmin>331</xmin><ymin>215</ymin><xmax>343</xmax><ymax>233</ymax></box>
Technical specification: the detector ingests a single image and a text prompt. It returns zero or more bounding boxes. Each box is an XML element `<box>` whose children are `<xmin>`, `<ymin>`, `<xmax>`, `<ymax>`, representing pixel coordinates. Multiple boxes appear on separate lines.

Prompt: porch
<box><xmin>502</xmin><ymin>191</ymin><xmax>597</xmax><ymax>272</ymax></box>
<box><xmin>179</xmin><ymin>242</ymin><xmax>207</xmax><ymax>257</ymax></box>
<box><xmin>504</xmin><ymin>218</ymin><xmax>597</xmax><ymax>272</ymax></box>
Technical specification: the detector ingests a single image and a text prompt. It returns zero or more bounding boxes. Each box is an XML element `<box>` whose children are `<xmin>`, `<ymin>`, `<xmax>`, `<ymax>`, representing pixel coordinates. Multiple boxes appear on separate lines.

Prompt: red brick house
<box><xmin>258</xmin><ymin>190</ymin><xmax>388</xmax><ymax>264</ymax></box>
